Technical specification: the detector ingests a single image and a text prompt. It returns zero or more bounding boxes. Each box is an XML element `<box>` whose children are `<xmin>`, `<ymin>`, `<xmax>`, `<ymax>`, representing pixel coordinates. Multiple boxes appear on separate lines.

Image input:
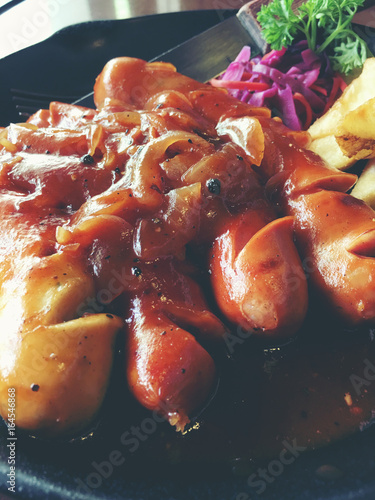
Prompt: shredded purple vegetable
<box><xmin>215</xmin><ymin>41</ymin><xmax>345</xmax><ymax>131</ymax></box>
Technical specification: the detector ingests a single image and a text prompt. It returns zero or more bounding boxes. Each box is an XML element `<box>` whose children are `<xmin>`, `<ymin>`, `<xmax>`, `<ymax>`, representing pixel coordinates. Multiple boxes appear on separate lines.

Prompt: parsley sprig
<box><xmin>257</xmin><ymin>0</ymin><xmax>370</xmax><ymax>74</ymax></box>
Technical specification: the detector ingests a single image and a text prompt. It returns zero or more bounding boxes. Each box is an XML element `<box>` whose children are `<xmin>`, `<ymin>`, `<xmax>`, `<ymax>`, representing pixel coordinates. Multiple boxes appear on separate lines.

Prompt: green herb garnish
<box><xmin>257</xmin><ymin>0</ymin><xmax>370</xmax><ymax>74</ymax></box>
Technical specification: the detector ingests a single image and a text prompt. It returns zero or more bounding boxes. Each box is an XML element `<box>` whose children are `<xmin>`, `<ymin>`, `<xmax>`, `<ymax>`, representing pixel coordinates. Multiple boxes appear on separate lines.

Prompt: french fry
<box><xmin>335</xmin><ymin>135</ymin><xmax>375</xmax><ymax>160</ymax></box>
<box><xmin>307</xmin><ymin>58</ymin><xmax>375</xmax><ymax>171</ymax></box>
<box><xmin>309</xmin><ymin>135</ymin><xmax>356</xmax><ymax>170</ymax></box>
<box><xmin>340</xmin><ymin>97</ymin><xmax>375</xmax><ymax>139</ymax></box>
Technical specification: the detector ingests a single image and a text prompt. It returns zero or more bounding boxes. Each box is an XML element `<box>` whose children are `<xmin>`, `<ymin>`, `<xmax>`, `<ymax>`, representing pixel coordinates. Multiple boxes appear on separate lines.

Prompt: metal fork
<box><xmin>10</xmin><ymin>88</ymin><xmax>83</xmax><ymax>120</ymax></box>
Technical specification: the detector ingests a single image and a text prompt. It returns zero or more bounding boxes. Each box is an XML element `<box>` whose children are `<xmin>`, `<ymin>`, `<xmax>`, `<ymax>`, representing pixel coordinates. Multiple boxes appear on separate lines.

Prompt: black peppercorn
<box><xmin>206</xmin><ymin>178</ymin><xmax>221</xmax><ymax>195</ymax></box>
<box><xmin>132</xmin><ymin>266</ymin><xmax>142</xmax><ymax>277</ymax></box>
<box><xmin>81</xmin><ymin>154</ymin><xmax>95</xmax><ymax>165</ymax></box>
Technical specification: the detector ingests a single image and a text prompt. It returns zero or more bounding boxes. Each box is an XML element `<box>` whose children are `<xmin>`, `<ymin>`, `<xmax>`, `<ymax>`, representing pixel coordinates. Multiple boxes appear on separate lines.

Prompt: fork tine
<box><xmin>11</xmin><ymin>88</ymin><xmax>81</xmax><ymax>101</ymax></box>
<box><xmin>16</xmin><ymin>111</ymin><xmax>36</xmax><ymax>120</ymax></box>
<box><xmin>15</xmin><ymin>105</ymin><xmax>49</xmax><ymax>113</ymax></box>
<box><xmin>10</xmin><ymin>88</ymin><xmax>82</xmax><ymax>120</ymax></box>
<box><xmin>13</xmin><ymin>97</ymin><xmax>54</xmax><ymax>109</ymax></box>
<box><xmin>13</xmin><ymin>107</ymin><xmax>45</xmax><ymax>120</ymax></box>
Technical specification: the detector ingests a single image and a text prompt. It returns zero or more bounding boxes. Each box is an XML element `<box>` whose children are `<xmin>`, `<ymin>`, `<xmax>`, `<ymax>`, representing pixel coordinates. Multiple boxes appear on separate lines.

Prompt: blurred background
<box><xmin>0</xmin><ymin>0</ymin><xmax>249</xmax><ymax>59</ymax></box>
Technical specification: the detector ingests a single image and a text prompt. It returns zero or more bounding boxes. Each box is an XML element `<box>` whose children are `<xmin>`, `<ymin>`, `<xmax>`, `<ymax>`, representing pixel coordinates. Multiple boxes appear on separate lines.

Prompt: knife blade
<box><xmin>75</xmin><ymin>3</ymin><xmax>264</xmax><ymax>108</ymax></box>
<box><xmin>150</xmin><ymin>2</ymin><xmax>269</xmax><ymax>82</ymax></box>
<box><xmin>75</xmin><ymin>2</ymin><xmax>266</xmax><ymax>108</ymax></box>
<box><xmin>150</xmin><ymin>0</ymin><xmax>306</xmax><ymax>82</ymax></box>
<box><xmin>353</xmin><ymin>5</ymin><xmax>375</xmax><ymax>29</ymax></box>
<box><xmin>150</xmin><ymin>14</ymin><xmax>258</xmax><ymax>82</ymax></box>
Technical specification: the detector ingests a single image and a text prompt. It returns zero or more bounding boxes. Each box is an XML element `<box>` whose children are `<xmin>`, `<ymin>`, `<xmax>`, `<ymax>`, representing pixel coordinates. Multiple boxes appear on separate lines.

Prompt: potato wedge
<box><xmin>308</xmin><ymin>58</ymin><xmax>375</xmax><ymax>140</ymax></box>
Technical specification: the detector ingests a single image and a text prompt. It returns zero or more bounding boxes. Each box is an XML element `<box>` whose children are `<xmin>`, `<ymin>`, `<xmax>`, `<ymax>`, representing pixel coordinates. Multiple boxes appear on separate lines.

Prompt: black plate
<box><xmin>0</xmin><ymin>11</ymin><xmax>375</xmax><ymax>500</ymax></box>
<box><xmin>0</xmin><ymin>10</ymin><xmax>234</xmax><ymax>126</ymax></box>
